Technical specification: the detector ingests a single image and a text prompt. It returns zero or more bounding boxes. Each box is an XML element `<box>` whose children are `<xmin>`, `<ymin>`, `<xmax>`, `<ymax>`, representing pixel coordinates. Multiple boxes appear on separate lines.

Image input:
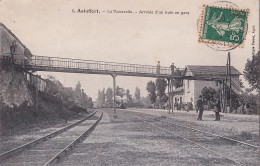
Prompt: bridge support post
<box><xmin>112</xmin><ymin>74</ymin><xmax>117</xmax><ymax>118</ymax></box>
<box><xmin>170</xmin><ymin>79</ymin><xmax>174</xmax><ymax>113</ymax></box>
<box><xmin>167</xmin><ymin>78</ymin><xmax>171</xmax><ymax>114</ymax></box>
<box><xmin>34</xmin><ymin>83</ymin><xmax>38</xmax><ymax>123</ymax></box>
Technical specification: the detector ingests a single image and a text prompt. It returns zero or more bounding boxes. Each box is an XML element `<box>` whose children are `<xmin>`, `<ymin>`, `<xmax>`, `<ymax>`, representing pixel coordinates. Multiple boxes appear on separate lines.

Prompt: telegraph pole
<box><xmin>167</xmin><ymin>78</ymin><xmax>171</xmax><ymax>114</ymax></box>
<box><xmin>224</xmin><ymin>55</ymin><xmax>229</xmax><ymax>113</ymax></box>
<box><xmin>171</xmin><ymin>79</ymin><xmax>174</xmax><ymax>113</ymax></box>
<box><xmin>221</xmin><ymin>80</ymin><xmax>225</xmax><ymax>112</ymax></box>
<box><xmin>228</xmin><ymin>52</ymin><xmax>232</xmax><ymax>113</ymax></box>
<box><xmin>35</xmin><ymin>81</ymin><xmax>38</xmax><ymax>122</ymax></box>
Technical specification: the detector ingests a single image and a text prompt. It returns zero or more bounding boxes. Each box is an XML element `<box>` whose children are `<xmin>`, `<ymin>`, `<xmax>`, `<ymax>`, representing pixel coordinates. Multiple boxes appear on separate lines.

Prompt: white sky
<box><xmin>0</xmin><ymin>0</ymin><xmax>259</xmax><ymax>100</ymax></box>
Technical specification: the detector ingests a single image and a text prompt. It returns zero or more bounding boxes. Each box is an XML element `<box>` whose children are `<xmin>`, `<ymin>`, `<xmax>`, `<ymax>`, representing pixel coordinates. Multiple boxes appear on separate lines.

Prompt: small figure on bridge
<box><xmin>170</xmin><ymin>63</ymin><xmax>175</xmax><ymax>75</ymax></box>
<box><xmin>156</xmin><ymin>61</ymin><xmax>160</xmax><ymax>74</ymax></box>
<box><xmin>196</xmin><ymin>95</ymin><xmax>204</xmax><ymax>121</ymax></box>
<box><xmin>10</xmin><ymin>40</ymin><xmax>17</xmax><ymax>63</ymax></box>
<box><xmin>214</xmin><ymin>98</ymin><xmax>221</xmax><ymax>121</ymax></box>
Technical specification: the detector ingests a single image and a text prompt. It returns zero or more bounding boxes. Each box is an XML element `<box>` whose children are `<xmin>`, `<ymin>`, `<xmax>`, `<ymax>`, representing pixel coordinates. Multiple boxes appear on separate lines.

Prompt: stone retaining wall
<box><xmin>0</xmin><ymin>69</ymin><xmax>33</xmax><ymax>107</ymax></box>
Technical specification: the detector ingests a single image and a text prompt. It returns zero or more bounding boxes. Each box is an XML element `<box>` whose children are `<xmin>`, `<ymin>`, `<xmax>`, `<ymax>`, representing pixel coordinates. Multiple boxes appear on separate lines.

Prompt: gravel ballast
<box><xmin>59</xmin><ymin>108</ymin><xmax>259</xmax><ymax>166</ymax></box>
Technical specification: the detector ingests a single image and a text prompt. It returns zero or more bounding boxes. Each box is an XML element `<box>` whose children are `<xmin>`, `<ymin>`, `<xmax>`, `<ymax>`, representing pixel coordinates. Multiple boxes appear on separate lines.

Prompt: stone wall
<box><xmin>0</xmin><ymin>23</ymin><xmax>33</xmax><ymax>107</ymax></box>
<box><xmin>0</xmin><ymin>70</ymin><xmax>33</xmax><ymax>107</ymax></box>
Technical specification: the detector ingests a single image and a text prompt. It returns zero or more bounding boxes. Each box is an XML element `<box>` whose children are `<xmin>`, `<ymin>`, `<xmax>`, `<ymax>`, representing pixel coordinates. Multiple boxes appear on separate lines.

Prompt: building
<box><xmin>171</xmin><ymin>65</ymin><xmax>242</xmax><ymax>108</ymax></box>
<box><xmin>24</xmin><ymin>72</ymin><xmax>47</xmax><ymax>92</ymax></box>
<box><xmin>0</xmin><ymin>23</ymin><xmax>46</xmax><ymax>107</ymax></box>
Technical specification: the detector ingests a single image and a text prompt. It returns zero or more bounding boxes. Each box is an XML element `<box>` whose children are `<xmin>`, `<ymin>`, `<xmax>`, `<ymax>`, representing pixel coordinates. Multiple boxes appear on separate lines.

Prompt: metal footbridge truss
<box><xmin>0</xmin><ymin>54</ymin><xmax>243</xmax><ymax>115</ymax></box>
<box><xmin>4</xmin><ymin>55</ymin><xmax>224</xmax><ymax>81</ymax></box>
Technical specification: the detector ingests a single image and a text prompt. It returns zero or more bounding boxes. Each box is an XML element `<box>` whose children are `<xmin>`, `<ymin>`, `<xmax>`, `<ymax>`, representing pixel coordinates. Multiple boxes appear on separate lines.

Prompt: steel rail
<box><xmin>0</xmin><ymin>111</ymin><xmax>96</xmax><ymax>162</ymax></box>
<box><xmin>160</xmin><ymin>119</ymin><xmax>259</xmax><ymax>149</ymax></box>
<box><xmin>143</xmin><ymin>120</ymin><xmax>245</xmax><ymax>166</ymax></box>
<box><xmin>43</xmin><ymin>112</ymin><xmax>103</xmax><ymax>166</ymax></box>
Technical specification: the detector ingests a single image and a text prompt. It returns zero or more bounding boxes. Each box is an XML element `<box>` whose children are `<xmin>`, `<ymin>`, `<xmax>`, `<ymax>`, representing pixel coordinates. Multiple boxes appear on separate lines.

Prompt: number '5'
<box><xmin>230</xmin><ymin>32</ymin><xmax>239</xmax><ymax>41</ymax></box>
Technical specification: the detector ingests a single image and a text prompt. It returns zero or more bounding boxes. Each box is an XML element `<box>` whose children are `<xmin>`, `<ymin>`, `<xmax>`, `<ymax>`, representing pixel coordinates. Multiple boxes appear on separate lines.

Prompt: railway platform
<box><xmin>128</xmin><ymin>108</ymin><xmax>259</xmax><ymax>142</ymax></box>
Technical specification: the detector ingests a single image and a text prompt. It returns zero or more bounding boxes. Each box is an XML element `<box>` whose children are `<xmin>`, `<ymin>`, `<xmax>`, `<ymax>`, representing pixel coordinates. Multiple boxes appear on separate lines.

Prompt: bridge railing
<box><xmin>13</xmin><ymin>55</ymin><xmax>173</xmax><ymax>75</ymax></box>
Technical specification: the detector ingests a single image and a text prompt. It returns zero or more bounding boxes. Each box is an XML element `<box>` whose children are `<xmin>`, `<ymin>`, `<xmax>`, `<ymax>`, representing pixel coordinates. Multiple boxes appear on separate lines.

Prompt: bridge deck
<box><xmin>1</xmin><ymin>55</ymin><xmax>224</xmax><ymax>81</ymax></box>
<box><xmin>9</xmin><ymin>55</ymin><xmax>177</xmax><ymax>78</ymax></box>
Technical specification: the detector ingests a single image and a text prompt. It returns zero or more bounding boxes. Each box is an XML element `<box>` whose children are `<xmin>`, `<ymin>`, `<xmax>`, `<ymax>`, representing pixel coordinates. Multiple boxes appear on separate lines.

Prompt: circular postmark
<box><xmin>197</xmin><ymin>1</ymin><xmax>249</xmax><ymax>51</ymax></box>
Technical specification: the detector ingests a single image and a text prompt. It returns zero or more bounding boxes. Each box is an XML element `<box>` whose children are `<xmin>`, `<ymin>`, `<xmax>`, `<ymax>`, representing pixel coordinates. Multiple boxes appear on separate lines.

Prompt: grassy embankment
<box><xmin>0</xmin><ymin>91</ymin><xmax>89</xmax><ymax>136</ymax></box>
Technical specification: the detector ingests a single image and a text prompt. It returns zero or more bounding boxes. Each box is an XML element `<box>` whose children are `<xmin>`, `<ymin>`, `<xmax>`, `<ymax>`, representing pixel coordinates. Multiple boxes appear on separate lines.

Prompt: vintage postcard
<box><xmin>0</xmin><ymin>0</ymin><xmax>259</xmax><ymax>165</ymax></box>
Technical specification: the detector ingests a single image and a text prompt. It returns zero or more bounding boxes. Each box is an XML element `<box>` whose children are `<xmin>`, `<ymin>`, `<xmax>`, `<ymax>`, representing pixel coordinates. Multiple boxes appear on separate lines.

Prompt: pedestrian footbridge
<box><xmin>1</xmin><ymin>55</ymin><xmax>223</xmax><ymax>81</ymax></box>
<box><xmin>0</xmin><ymin>54</ymin><xmax>231</xmax><ymax>116</ymax></box>
<box><xmin>10</xmin><ymin>55</ymin><xmax>176</xmax><ymax>78</ymax></box>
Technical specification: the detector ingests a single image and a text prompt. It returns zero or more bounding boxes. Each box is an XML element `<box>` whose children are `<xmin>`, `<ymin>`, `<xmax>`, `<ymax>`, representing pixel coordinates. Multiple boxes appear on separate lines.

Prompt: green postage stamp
<box><xmin>199</xmin><ymin>5</ymin><xmax>249</xmax><ymax>47</ymax></box>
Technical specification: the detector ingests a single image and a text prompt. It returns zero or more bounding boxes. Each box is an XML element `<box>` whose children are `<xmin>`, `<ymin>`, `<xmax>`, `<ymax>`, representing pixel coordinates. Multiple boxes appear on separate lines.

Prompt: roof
<box><xmin>0</xmin><ymin>23</ymin><xmax>27</xmax><ymax>49</ymax></box>
<box><xmin>0</xmin><ymin>23</ymin><xmax>33</xmax><ymax>57</ymax></box>
<box><xmin>186</xmin><ymin>65</ymin><xmax>241</xmax><ymax>76</ymax></box>
<box><xmin>170</xmin><ymin>86</ymin><xmax>184</xmax><ymax>95</ymax></box>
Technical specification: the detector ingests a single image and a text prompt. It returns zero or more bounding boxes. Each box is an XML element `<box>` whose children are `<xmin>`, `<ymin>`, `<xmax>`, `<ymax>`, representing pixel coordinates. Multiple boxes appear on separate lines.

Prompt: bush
<box><xmin>147</xmin><ymin>106</ymin><xmax>153</xmax><ymax>109</ymax></box>
<box><xmin>70</xmin><ymin>106</ymin><xmax>89</xmax><ymax>114</ymax></box>
<box><xmin>0</xmin><ymin>101</ymin><xmax>36</xmax><ymax>133</ymax></box>
<box><xmin>126</xmin><ymin>102</ymin><xmax>144</xmax><ymax>108</ymax></box>
<box><xmin>119</xmin><ymin>103</ymin><xmax>126</xmax><ymax>109</ymax></box>
<box><xmin>0</xmin><ymin>91</ymin><xmax>88</xmax><ymax>135</ymax></box>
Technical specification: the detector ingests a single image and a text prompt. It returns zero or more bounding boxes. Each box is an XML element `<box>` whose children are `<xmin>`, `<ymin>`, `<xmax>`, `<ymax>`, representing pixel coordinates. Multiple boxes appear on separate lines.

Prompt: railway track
<box><xmin>160</xmin><ymin>118</ymin><xmax>259</xmax><ymax>149</ymax></box>
<box><xmin>140</xmin><ymin>116</ymin><xmax>259</xmax><ymax>166</ymax></box>
<box><xmin>0</xmin><ymin>111</ymin><xmax>103</xmax><ymax>166</ymax></box>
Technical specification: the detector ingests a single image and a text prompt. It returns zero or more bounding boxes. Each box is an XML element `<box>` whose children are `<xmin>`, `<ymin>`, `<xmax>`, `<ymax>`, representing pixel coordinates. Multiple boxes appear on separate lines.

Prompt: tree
<box><xmin>146</xmin><ymin>81</ymin><xmax>156</xmax><ymax>106</ymax></box>
<box><xmin>135</xmin><ymin>87</ymin><xmax>141</xmax><ymax>102</ymax></box>
<box><xmin>75</xmin><ymin>81</ymin><xmax>82</xmax><ymax>94</ymax></box>
<box><xmin>140</xmin><ymin>96</ymin><xmax>152</xmax><ymax>107</ymax></box>
<box><xmin>201</xmin><ymin>87</ymin><xmax>217</xmax><ymax>110</ymax></box>
<box><xmin>161</xmin><ymin>94</ymin><xmax>168</xmax><ymax>103</ymax></box>
<box><xmin>172</xmin><ymin>68</ymin><xmax>183</xmax><ymax>88</ymax></box>
<box><xmin>80</xmin><ymin>89</ymin><xmax>89</xmax><ymax>108</ymax></box>
<box><xmin>45</xmin><ymin>75</ymin><xmax>63</xmax><ymax>96</ymax></box>
<box><xmin>116</xmin><ymin>86</ymin><xmax>125</xmax><ymax>98</ymax></box>
<box><xmin>98</xmin><ymin>90</ymin><xmax>101</xmax><ymax>98</ymax></box>
<box><xmin>97</xmin><ymin>90</ymin><xmax>101</xmax><ymax>106</ymax></box>
<box><xmin>238</xmin><ymin>92</ymin><xmax>259</xmax><ymax>114</ymax></box>
<box><xmin>105</xmin><ymin>88</ymin><xmax>113</xmax><ymax>104</ymax></box>
<box><xmin>225</xmin><ymin>86</ymin><xmax>243</xmax><ymax>112</ymax></box>
<box><xmin>73</xmin><ymin>81</ymin><xmax>86</xmax><ymax>107</ymax></box>
<box><xmin>201</xmin><ymin>87</ymin><xmax>216</xmax><ymax>101</ymax></box>
<box><xmin>244</xmin><ymin>51</ymin><xmax>259</xmax><ymax>91</ymax></box>
<box><xmin>88</xmin><ymin>97</ymin><xmax>93</xmax><ymax>108</ymax></box>
<box><xmin>239</xmin><ymin>79</ymin><xmax>244</xmax><ymax>88</ymax></box>
<box><xmin>97</xmin><ymin>88</ymin><xmax>106</xmax><ymax>107</ymax></box>
<box><xmin>126</xmin><ymin>89</ymin><xmax>133</xmax><ymax>104</ymax></box>
<box><xmin>156</xmin><ymin>78</ymin><xmax>167</xmax><ymax>98</ymax></box>
<box><xmin>101</xmin><ymin>88</ymin><xmax>106</xmax><ymax>103</ymax></box>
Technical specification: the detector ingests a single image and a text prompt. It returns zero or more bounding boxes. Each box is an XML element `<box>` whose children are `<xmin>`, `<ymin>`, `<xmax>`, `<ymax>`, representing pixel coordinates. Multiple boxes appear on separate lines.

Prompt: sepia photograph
<box><xmin>0</xmin><ymin>0</ymin><xmax>259</xmax><ymax>165</ymax></box>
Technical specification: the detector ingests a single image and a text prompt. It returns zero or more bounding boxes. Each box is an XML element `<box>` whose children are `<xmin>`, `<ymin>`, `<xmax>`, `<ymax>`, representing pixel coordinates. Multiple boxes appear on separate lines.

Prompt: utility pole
<box><xmin>228</xmin><ymin>52</ymin><xmax>232</xmax><ymax>113</ymax></box>
<box><xmin>221</xmin><ymin>80</ymin><xmax>225</xmax><ymax>112</ymax></box>
<box><xmin>171</xmin><ymin>79</ymin><xmax>174</xmax><ymax>113</ymax></box>
<box><xmin>111</xmin><ymin>74</ymin><xmax>117</xmax><ymax>118</ymax></box>
<box><xmin>167</xmin><ymin>78</ymin><xmax>171</xmax><ymax>114</ymax></box>
<box><xmin>224</xmin><ymin>55</ymin><xmax>229</xmax><ymax>113</ymax></box>
<box><xmin>35</xmin><ymin>81</ymin><xmax>38</xmax><ymax>122</ymax></box>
